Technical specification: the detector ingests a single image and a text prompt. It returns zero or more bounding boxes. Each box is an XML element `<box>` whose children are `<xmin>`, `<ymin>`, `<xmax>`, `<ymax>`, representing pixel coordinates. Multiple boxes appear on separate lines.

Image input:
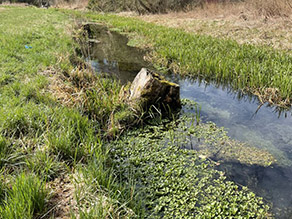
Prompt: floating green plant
<box><xmin>110</xmin><ymin>115</ymin><xmax>272</xmax><ymax>218</ymax></box>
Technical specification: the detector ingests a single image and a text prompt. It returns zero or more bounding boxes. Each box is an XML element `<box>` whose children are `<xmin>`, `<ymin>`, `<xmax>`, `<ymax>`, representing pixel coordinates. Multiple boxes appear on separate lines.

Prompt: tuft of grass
<box><xmin>26</xmin><ymin>151</ymin><xmax>66</xmax><ymax>181</ymax></box>
<box><xmin>0</xmin><ymin>176</ymin><xmax>8</xmax><ymax>206</ymax></box>
<box><xmin>47</xmin><ymin>64</ymin><xmax>138</xmax><ymax>138</ymax></box>
<box><xmin>0</xmin><ymin>102</ymin><xmax>49</xmax><ymax>139</ymax></box>
<box><xmin>74</xmin><ymin>147</ymin><xmax>144</xmax><ymax>218</ymax></box>
<box><xmin>0</xmin><ymin>135</ymin><xmax>25</xmax><ymax>171</ymax></box>
<box><xmin>46</xmin><ymin>107</ymin><xmax>97</xmax><ymax>162</ymax></box>
<box><xmin>0</xmin><ymin>173</ymin><xmax>49</xmax><ymax>219</ymax></box>
<box><xmin>0</xmin><ymin>136</ymin><xmax>9</xmax><ymax>169</ymax></box>
<box><xmin>247</xmin><ymin>0</ymin><xmax>292</xmax><ymax>17</ymax></box>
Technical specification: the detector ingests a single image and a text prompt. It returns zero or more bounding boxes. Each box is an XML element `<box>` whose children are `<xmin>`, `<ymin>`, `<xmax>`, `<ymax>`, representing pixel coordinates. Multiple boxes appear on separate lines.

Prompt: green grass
<box><xmin>0</xmin><ymin>6</ymin><xmax>79</xmax><ymax>217</ymax></box>
<box><xmin>67</xmin><ymin>10</ymin><xmax>292</xmax><ymax>107</ymax></box>
<box><xmin>0</xmin><ymin>135</ymin><xmax>10</xmax><ymax>169</ymax></box>
<box><xmin>73</xmin><ymin>148</ymin><xmax>145</xmax><ymax>218</ymax></box>
<box><xmin>0</xmin><ymin>173</ymin><xmax>49</xmax><ymax>219</ymax></box>
<box><xmin>0</xmin><ymin>6</ymin><xmax>276</xmax><ymax>218</ymax></box>
<box><xmin>0</xmin><ymin>6</ymin><xmax>135</xmax><ymax>217</ymax></box>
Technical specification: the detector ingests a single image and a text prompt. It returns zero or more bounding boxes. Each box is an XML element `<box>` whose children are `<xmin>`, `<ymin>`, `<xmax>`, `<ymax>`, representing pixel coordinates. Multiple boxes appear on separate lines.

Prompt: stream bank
<box><xmin>77</xmin><ymin>21</ymin><xmax>292</xmax><ymax>218</ymax></box>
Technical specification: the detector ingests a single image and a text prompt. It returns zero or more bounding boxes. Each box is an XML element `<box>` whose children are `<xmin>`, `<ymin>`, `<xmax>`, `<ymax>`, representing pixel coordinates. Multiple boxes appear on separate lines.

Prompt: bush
<box><xmin>1</xmin><ymin>0</ymin><xmax>52</xmax><ymax>7</ymax></box>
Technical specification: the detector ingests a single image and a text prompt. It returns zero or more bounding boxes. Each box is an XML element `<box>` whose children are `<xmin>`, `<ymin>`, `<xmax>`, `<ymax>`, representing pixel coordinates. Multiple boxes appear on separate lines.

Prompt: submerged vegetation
<box><xmin>110</xmin><ymin>116</ymin><xmax>271</xmax><ymax>218</ymax></box>
<box><xmin>0</xmin><ymin>5</ymin><xmax>283</xmax><ymax>218</ymax></box>
<box><xmin>181</xmin><ymin>100</ymin><xmax>276</xmax><ymax>166</ymax></box>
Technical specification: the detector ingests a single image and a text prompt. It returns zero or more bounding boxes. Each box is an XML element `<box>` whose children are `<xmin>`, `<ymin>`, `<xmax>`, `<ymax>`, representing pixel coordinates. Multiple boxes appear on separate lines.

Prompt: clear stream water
<box><xmin>177</xmin><ymin>78</ymin><xmax>292</xmax><ymax>218</ymax></box>
<box><xmin>84</xmin><ymin>24</ymin><xmax>292</xmax><ymax>218</ymax></box>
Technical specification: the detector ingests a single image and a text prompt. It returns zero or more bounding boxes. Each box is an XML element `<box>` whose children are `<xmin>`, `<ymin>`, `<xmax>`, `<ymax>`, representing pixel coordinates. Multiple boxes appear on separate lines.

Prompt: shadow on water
<box><xmin>79</xmin><ymin>23</ymin><xmax>292</xmax><ymax>218</ymax></box>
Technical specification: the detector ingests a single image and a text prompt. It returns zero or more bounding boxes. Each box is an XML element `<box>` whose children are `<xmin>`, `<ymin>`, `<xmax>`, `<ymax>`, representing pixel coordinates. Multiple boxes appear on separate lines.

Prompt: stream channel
<box><xmin>83</xmin><ymin>23</ymin><xmax>292</xmax><ymax>218</ymax></box>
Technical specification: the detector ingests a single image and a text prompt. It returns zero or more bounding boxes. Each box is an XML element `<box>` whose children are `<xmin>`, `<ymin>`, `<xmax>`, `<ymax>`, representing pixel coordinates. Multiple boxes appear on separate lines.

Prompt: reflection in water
<box><xmin>81</xmin><ymin>24</ymin><xmax>292</xmax><ymax>218</ymax></box>
<box><xmin>83</xmin><ymin>24</ymin><xmax>150</xmax><ymax>84</ymax></box>
<box><xmin>178</xmin><ymin>78</ymin><xmax>292</xmax><ymax>166</ymax></box>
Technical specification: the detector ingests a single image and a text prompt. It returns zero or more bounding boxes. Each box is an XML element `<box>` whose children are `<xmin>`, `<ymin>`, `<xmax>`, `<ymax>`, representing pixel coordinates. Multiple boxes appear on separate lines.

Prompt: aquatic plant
<box><xmin>110</xmin><ymin>116</ymin><xmax>271</xmax><ymax>218</ymax></box>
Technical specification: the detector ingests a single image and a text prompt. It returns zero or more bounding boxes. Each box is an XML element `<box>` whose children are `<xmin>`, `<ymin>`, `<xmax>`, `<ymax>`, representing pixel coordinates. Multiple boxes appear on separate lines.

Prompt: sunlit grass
<box><xmin>0</xmin><ymin>173</ymin><xmax>49</xmax><ymax>219</ymax></box>
<box><xmin>0</xmin><ymin>6</ymin><xmax>140</xmax><ymax>217</ymax></box>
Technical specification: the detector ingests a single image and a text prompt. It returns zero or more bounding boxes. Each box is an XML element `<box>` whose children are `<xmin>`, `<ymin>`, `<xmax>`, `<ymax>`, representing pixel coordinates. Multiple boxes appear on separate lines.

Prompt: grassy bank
<box><xmin>0</xmin><ymin>6</ymin><xmax>137</xmax><ymax>217</ymax></box>
<box><xmin>68</xmin><ymin>10</ymin><xmax>292</xmax><ymax>108</ymax></box>
<box><xmin>0</xmin><ymin>6</ymin><xmax>273</xmax><ymax>218</ymax></box>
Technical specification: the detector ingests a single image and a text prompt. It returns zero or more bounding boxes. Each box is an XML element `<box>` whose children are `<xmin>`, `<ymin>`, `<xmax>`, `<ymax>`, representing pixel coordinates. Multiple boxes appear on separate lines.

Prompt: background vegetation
<box><xmin>86</xmin><ymin>0</ymin><xmax>292</xmax><ymax>15</ymax></box>
<box><xmin>87</xmin><ymin>0</ymin><xmax>199</xmax><ymax>13</ymax></box>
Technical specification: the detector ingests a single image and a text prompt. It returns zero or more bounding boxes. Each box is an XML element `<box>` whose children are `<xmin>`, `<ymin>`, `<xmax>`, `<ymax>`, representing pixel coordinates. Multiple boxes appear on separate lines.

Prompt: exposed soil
<box><xmin>46</xmin><ymin>175</ymin><xmax>77</xmax><ymax>219</ymax></box>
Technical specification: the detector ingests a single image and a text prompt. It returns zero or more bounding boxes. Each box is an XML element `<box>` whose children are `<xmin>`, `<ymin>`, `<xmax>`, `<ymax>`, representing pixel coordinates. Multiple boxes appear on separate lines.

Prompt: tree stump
<box><xmin>129</xmin><ymin>68</ymin><xmax>181</xmax><ymax>112</ymax></box>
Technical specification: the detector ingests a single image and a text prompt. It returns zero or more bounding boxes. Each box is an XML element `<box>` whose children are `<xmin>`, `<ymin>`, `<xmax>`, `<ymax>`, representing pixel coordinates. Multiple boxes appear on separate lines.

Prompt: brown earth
<box><xmin>46</xmin><ymin>175</ymin><xmax>77</xmax><ymax>218</ymax></box>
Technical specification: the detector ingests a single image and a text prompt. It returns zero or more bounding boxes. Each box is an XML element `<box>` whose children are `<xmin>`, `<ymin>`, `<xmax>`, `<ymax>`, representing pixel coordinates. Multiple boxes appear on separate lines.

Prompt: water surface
<box><xmin>178</xmin><ymin>78</ymin><xmax>292</xmax><ymax>166</ymax></box>
<box><xmin>176</xmin><ymin>78</ymin><xmax>292</xmax><ymax>218</ymax></box>
<box><xmin>84</xmin><ymin>24</ymin><xmax>149</xmax><ymax>83</ymax></box>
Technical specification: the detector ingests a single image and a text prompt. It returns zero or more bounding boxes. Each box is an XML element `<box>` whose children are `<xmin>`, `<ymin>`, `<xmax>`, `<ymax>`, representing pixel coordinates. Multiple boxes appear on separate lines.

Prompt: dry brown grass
<box><xmin>42</xmin><ymin>66</ymin><xmax>96</xmax><ymax>109</ymax></box>
<box><xmin>53</xmin><ymin>0</ymin><xmax>89</xmax><ymax>9</ymax></box>
<box><xmin>46</xmin><ymin>175</ymin><xmax>77</xmax><ymax>218</ymax></box>
<box><xmin>0</xmin><ymin>1</ymin><xmax>88</xmax><ymax>9</ymax></box>
<box><xmin>136</xmin><ymin>0</ymin><xmax>292</xmax><ymax>51</ymax></box>
<box><xmin>188</xmin><ymin>0</ymin><xmax>292</xmax><ymax>18</ymax></box>
<box><xmin>0</xmin><ymin>2</ymin><xmax>28</xmax><ymax>6</ymax></box>
<box><xmin>248</xmin><ymin>0</ymin><xmax>292</xmax><ymax>17</ymax></box>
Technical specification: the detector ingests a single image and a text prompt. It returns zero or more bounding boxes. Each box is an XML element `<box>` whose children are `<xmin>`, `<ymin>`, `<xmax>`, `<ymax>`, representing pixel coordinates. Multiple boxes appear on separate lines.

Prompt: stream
<box><xmin>83</xmin><ymin>23</ymin><xmax>292</xmax><ymax>218</ymax></box>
